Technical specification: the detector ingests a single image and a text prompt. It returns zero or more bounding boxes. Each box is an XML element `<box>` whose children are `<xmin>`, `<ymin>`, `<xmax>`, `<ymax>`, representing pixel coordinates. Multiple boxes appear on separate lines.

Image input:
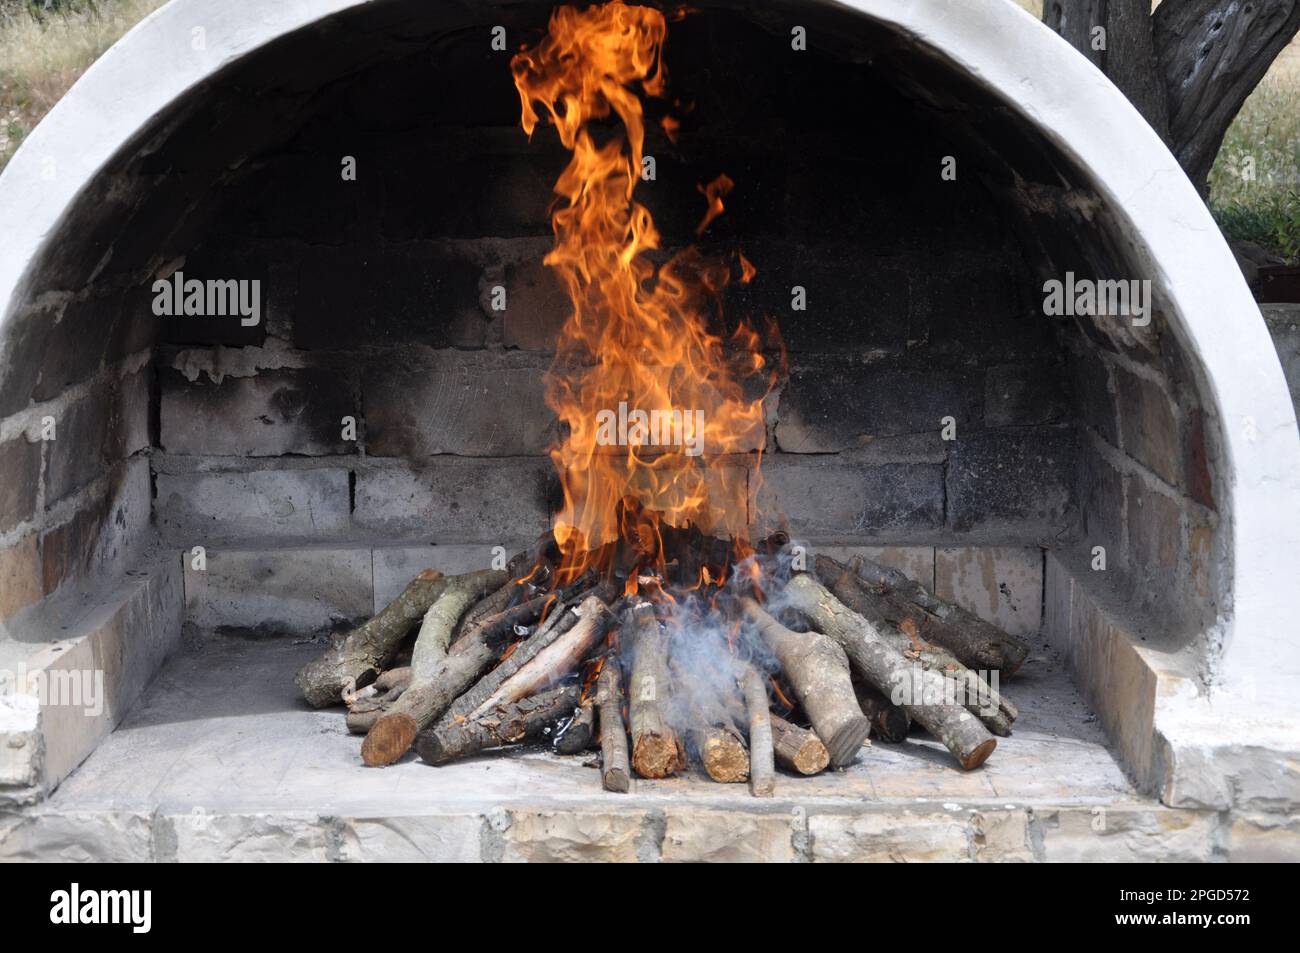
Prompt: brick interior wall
<box><xmin>0</xmin><ymin>3</ymin><xmax>1227</xmax><ymax>648</ymax></box>
<box><xmin>145</xmin><ymin>12</ymin><xmax>1075</xmax><ymax>554</ymax></box>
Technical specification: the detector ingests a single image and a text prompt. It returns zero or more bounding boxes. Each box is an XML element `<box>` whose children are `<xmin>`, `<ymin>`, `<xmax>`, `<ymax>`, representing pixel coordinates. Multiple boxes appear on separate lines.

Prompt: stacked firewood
<box><xmin>295</xmin><ymin>533</ymin><xmax>1030</xmax><ymax>793</ymax></box>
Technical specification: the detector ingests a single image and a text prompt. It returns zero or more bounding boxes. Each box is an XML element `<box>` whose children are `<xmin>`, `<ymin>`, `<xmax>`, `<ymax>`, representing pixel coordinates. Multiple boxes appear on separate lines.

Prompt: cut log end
<box><xmin>361</xmin><ymin>713</ymin><xmax>418</xmax><ymax>767</ymax></box>
<box><xmin>788</xmin><ymin>735</ymin><xmax>829</xmax><ymax>775</ymax></box>
<box><xmin>632</xmin><ymin>732</ymin><xmax>682</xmax><ymax>779</ymax></box>
<box><xmin>961</xmin><ymin>737</ymin><xmax>997</xmax><ymax>771</ymax></box>
<box><xmin>701</xmin><ymin>730</ymin><xmax>749</xmax><ymax>784</ymax></box>
<box><xmin>825</xmin><ymin>715</ymin><xmax>872</xmax><ymax>768</ymax></box>
<box><xmin>603</xmin><ymin>766</ymin><xmax>631</xmax><ymax>793</ymax></box>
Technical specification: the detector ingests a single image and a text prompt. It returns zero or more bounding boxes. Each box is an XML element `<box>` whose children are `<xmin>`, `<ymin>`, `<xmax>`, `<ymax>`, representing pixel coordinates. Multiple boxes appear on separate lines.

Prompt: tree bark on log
<box><xmin>816</xmin><ymin>554</ymin><xmax>1029</xmax><ymax>676</ymax></box>
<box><xmin>345</xmin><ymin>666</ymin><xmax>412</xmax><ymax>733</ymax></box>
<box><xmin>430</xmin><ymin>592</ymin><xmax>592</xmax><ymax>734</ymax></box>
<box><xmin>626</xmin><ymin>607</ymin><xmax>685</xmax><ymax>779</ymax></box>
<box><xmin>596</xmin><ymin>660</ymin><xmax>631</xmax><ymax>792</ymax></box>
<box><xmin>783</xmin><ymin>574</ymin><xmax>997</xmax><ymax>771</ymax></box>
<box><xmin>817</xmin><ymin>556</ymin><xmax>1018</xmax><ymax>736</ymax></box>
<box><xmin>416</xmin><ymin>684</ymin><xmax>580</xmax><ymax>765</ymax></box>
<box><xmin>360</xmin><ymin>569</ymin><xmax>507</xmax><ymax>766</ymax></box>
<box><xmin>463</xmin><ymin>595</ymin><xmax>612</xmax><ymax>720</ymax></box>
<box><xmin>740</xmin><ymin>666</ymin><xmax>775</xmax><ymax>797</ymax></box>
<box><xmin>769</xmin><ymin>713</ymin><xmax>829</xmax><ymax>775</ymax></box>
<box><xmin>740</xmin><ymin>598</ymin><xmax>871</xmax><ymax>768</ymax></box>
<box><xmin>295</xmin><ymin>570</ymin><xmax>449</xmax><ymax>708</ymax></box>
<box><xmin>853</xmin><ymin>680</ymin><xmax>911</xmax><ymax>743</ymax></box>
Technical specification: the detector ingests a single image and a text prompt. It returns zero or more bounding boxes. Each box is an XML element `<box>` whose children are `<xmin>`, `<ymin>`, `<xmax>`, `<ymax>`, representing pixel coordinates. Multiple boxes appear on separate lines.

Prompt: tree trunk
<box><xmin>1044</xmin><ymin>0</ymin><xmax>1300</xmax><ymax>193</ymax></box>
<box><xmin>1154</xmin><ymin>0</ymin><xmax>1300</xmax><ymax>189</ymax></box>
<box><xmin>1042</xmin><ymin>0</ymin><xmax>1170</xmax><ymax>138</ymax></box>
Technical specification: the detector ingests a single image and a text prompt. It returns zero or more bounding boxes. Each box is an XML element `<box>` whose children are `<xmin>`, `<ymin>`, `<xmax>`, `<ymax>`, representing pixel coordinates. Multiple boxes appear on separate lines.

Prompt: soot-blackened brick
<box><xmin>363</xmin><ymin>353</ymin><xmax>554</xmax><ymax>457</ymax></box>
<box><xmin>745</xmin><ymin>246</ymin><xmax>911</xmax><ymax>354</ymax></box>
<box><xmin>776</xmin><ymin>363</ymin><xmax>976</xmax><ymax>452</ymax></box>
<box><xmin>755</xmin><ymin>459</ymin><xmax>945</xmax><ymax>539</ymax></box>
<box><xmin>294</xmin><ymin>244</ymin><xmax>486</xmax><ymax>350</ymax></box>
<box><xmin>160</xmin><ymin>366</ymin><xmax>354</xmax><ymax>457</ymax></box>
<box><xmin>946</xmin><ymin>426</ymin><xmax>1075</xmax><ymax>533</ymax></box>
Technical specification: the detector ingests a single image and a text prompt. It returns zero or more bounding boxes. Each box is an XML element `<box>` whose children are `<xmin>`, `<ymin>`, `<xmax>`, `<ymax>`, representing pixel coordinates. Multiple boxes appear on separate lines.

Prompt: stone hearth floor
<box><xmin>1</xmin><ymin>632</ymin><xmax>1226</xmax><ymax>862</ymax></box>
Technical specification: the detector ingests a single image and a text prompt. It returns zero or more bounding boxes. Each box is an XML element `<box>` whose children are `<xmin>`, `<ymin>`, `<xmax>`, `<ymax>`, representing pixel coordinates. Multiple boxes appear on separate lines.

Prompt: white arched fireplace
<box><xmin>1</xmin><ymin>0</ymin><xmax>1297</xmax><ymax>861</ymax></box>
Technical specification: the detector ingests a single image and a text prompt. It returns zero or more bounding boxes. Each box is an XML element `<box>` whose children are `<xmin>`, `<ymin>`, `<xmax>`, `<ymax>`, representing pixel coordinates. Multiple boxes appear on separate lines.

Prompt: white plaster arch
<box><xmin>1</xmin><ymin>0</ymin><xmax>1297</xmax><ymax>728</ymax></box>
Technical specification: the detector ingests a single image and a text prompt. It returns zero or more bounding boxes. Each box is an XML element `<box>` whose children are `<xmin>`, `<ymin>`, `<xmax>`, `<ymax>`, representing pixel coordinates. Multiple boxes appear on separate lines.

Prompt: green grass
<box><xmin>0</xmin><ymin>0</ymin><xmax>165</xmax><ymax>167</ymax></box>
<box><xmin>1209</xmin><ymin>51</ymin><xmax>1300</xmax><ymax>264</ymax></box>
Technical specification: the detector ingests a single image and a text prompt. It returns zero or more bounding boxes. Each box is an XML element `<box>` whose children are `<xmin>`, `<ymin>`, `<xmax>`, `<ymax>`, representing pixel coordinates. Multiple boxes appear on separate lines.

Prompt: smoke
<box><xmin>610</xmin><ymin>535</ymin><xmax>814</xmax><ymax>741</ymax></box>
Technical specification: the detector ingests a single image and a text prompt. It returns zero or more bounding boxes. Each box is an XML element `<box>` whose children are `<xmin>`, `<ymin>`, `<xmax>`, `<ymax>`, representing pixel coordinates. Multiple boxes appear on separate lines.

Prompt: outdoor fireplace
<box><xmin>1</xmin><ymin>0</ymin><xmax>1297</xmax><ymax>863</ymax></box>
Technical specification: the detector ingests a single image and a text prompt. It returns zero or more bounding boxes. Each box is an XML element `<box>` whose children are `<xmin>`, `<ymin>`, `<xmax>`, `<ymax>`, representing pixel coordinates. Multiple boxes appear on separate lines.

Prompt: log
<box><xmin>345</xmin><ymin>667</ymin><xmax>413</xmax><ymax>734</ymax></box>
<box><xmin>853</xmin><ymin>680</ymin><xmax>911</xmax><ymax>743</ymax></box>
<box><xmin>768</xmin><ymin>713</ymin><xmax>829</xmax><ymax>775</ymax></box>
<box><xmin>451</xmin><ymin>594</ymin><xmax>550</xmax><ymax>658</ymax></box>
<box><xmin>416</xmin><ymin>684</ymin><xmax>580</xmax><ymax>765</ymax></box>
<box><xmin>626</xmin><ymin>607</ymin><xmax>684</xmax><ymax>779</ymax></box>
<box><xmin>374</xmin><ymin>667</ymin><xmax>412</xmax><ymax>693</ymax></box>
<box><xmin>596</xmin><ymin>659</ymin><xmax>631</xmax><ymax>792</ymax></box>
<box><xmin>359</xmin><ymin>569</ymin><xmax>509</xmax><ymax>766</ymax></box>
<box><xmin>783</xmin><ymin>574</ymin><xmax>997</xmax><ymax>771</ymax></box>
<box><xmin>553</xmin><ymin>696</ymin><xmax>596</xmax><ymax>754</ymax></box>
<box><xmin>464</xmin><ymin>595</ymin><xmax>612</xmax><ymax>719</ymax></box>
<box><xmin>295</xmin><ymin>570</ymin><xmax>449</xmax><ymax>708</ymax></box>
<box><xmin>740</xmin><ymin>598</ymin><xmax>871</xmax><ymax>767</ymax></box>
<box><xmin>815</xmin><ymin>554</ymin><xmax>1029</xmax><ymax>675</ymax></box>
<box><xmin>670</xmin><ymin>655</ymin><xmax>748</xmax><ymax>783</ymax></box>
<box><xmin>430</xmin><ymin>594</ymin><xmax>592</xmax><ymax>736</ymax></box>
<box><xmin>740</xmin><ymin>666</ymin><xmax>775</xmax><ymax>797</ymax></box>
<box><xmin>818</xmin><ymin>555</ymin><xmax>1019</xmax><ymax>735</ymax></box>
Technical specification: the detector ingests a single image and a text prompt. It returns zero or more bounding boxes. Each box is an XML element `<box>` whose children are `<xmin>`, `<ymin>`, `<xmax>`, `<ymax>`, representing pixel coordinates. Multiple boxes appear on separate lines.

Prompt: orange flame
<box><xmin>512</xmin><ymin>2</ymin><xmax>776</xmax><ymax>583</ymax></box>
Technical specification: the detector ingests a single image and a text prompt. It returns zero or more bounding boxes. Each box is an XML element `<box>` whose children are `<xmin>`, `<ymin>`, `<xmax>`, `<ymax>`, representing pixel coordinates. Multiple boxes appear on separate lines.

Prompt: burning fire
<box><xmin>511</xmin><ymin>1</ymin><xmax>778</xmax><ymax>587</ymax></box>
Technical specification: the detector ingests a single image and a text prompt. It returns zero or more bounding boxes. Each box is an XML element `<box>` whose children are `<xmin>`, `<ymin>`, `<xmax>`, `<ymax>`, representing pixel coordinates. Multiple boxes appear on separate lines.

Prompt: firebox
<box><xmin>1</xmin><ymin>0</ymin><xmax>1298</xmax><ymax>862</ymax></box>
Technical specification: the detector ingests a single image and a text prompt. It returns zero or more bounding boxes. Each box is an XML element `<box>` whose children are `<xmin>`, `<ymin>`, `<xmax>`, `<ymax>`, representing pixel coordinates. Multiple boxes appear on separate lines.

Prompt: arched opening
<box><xmin>1</xmin><ymin>0</ymin><xmax>1295</xmax><ymax>851</ymax></box>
